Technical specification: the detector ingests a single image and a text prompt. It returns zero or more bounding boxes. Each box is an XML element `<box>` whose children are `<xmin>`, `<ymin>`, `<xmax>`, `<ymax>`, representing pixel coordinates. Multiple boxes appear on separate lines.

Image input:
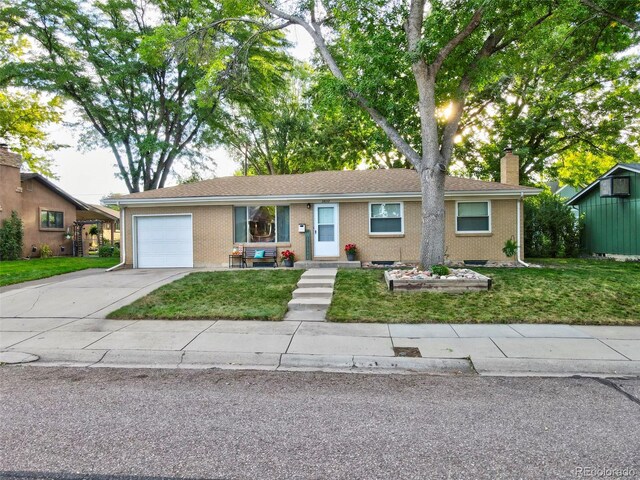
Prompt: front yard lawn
<box><xmin>108</xmin><ymin>269</ymin><xmax>303</xmax><ymax>321</ymax></box>
<box><xmin>327</xmin><ymin>259</ymin><xmax>640</xmax><ymax>325</ymax></box>
<box><xmin>0</xmin><ymin>256</ymin><xmax>119</xmax><ymax>287</ymax></box>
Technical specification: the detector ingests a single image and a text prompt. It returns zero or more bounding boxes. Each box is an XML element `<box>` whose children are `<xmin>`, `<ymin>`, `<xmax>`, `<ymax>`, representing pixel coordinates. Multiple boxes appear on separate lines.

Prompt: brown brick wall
<box><xmin>123</xmin><ymin>198</ymin><xmax>524</xmax><ymax>266</ymax></box>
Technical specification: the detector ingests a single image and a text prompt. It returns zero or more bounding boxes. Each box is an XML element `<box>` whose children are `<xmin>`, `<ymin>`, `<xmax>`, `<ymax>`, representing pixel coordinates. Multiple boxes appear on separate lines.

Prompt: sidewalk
<box><xmin>1</xmin><ymin>318</ymin><xmax>638</xmax><ymax>377</ymax></box>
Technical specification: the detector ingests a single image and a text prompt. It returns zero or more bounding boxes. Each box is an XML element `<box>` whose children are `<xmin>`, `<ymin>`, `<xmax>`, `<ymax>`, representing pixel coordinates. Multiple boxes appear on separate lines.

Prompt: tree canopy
<box><xmin>1</xmin><ymin>0</ymin><xmax>292</xmax><ymax>192</ymax></box>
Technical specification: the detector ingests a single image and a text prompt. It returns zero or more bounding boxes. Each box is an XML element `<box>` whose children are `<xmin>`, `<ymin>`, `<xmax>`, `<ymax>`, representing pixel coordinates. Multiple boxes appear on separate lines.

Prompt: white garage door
<box><xmin>135</xmin><ymin>215</ymin><xmax>193</xmax><ymax>268</ymax></box>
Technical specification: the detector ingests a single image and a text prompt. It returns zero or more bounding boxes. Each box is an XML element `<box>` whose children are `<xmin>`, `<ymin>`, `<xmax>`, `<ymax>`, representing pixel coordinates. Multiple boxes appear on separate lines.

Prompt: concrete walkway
<box><xmin>1</xmin><ymin>318</ymin><xmax>639</xmax><ymax>377</ymax></box>
<box><xmin>284</xmin><ymin>268</ymin><xmax>337</xmax><ymax>322</ymax></box>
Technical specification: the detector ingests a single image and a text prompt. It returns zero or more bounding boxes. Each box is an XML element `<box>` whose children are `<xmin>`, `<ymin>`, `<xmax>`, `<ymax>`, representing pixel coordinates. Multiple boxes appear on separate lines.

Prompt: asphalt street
<box><xmin>0</xmin><ymin>368</ymin><xmax>638</xmax><ymax>480</ymax></box>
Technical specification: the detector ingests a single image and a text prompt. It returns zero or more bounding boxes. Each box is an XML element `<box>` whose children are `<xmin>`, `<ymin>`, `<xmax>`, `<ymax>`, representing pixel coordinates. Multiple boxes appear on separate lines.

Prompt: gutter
<box><xmin>106</xmin><ymin>207</ymin><xmax>126</xmax><ymax>272</ymax></box>
<box><xmin>516</xmin><ymin>192</ymin><xmax>529</xmax><ymax>267</ymax></box>
<box><xmin>106</xmin><ymin>189</ymin><xmax>542</xmax><ymax>207</ymax></box>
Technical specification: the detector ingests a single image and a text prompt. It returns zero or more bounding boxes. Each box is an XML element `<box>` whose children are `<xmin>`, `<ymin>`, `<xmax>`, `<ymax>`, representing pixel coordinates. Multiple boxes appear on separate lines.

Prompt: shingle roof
<box><xmin>114</xmin><ymin>169</ymin><xmax>538</xmax><ymax>201</ymax></box>
<box><xmin>20</xmin><ymin>173</ymin><xmax>89</xmax><ymax>210</ymax></box>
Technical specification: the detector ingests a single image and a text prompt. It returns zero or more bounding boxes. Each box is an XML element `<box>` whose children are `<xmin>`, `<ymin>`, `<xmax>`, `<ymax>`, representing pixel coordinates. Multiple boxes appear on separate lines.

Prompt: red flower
<box><xmin>344</xmin><ymin>243</ymin><xmax>357</xmax><ymax>254</ymax></box>
<box><xmin>280</xmin><ymin>250</ymin><xmax>295</xmax><ymax>260</ymax></box>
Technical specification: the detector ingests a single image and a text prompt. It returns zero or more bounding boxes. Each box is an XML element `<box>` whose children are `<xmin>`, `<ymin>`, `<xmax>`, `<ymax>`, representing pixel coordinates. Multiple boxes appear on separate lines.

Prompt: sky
<box><xmin>46</xmin><ymin>26</ymin><xmax>315</xmax><ymax>204</ymax></box>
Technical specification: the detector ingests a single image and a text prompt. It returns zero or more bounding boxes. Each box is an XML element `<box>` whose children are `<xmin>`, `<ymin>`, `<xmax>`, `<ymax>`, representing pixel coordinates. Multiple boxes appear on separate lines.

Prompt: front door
<box><xmin>313</xmin><ymin>204</ymin><xmax>339</xmax><ymax>257</ymax></box>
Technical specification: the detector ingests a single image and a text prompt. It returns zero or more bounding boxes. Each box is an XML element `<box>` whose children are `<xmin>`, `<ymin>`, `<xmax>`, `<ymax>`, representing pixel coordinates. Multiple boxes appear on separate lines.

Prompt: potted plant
<box><xmin>345</xmin><ymin>243</ymin><xmax>357</xmax><ymax>261</ymax></box>
<box><xmin>281</xmin><ymin>249</ymin><xmax>295</xmax><ymax>267</ymax></box>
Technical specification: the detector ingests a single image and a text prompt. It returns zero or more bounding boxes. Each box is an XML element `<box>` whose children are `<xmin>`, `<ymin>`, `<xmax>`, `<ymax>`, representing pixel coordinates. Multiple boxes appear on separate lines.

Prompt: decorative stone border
<box><xmin>384</xmin><ymin>269</ymin><xmax>492</xmax><ymax>293</ymax></box>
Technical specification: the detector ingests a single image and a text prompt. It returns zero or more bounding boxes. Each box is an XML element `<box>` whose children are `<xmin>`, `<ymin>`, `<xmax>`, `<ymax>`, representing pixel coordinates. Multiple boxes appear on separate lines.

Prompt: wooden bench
<box><xmin>243</xmin><ymin>246</ymin><xmax>278</xmax><ymax>267</ymax></box>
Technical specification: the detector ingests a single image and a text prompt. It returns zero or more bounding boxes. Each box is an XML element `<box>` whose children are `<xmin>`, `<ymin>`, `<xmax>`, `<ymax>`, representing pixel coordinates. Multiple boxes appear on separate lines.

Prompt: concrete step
<box><xmin>287</xmin><ymin>298</ymin><xmax>332</xmax><ymax>311</ymax></box>
<box><xmin>301</xmin><ymin>270</ymin><xmax>337</xmax><ymax>280</ymax></box>
<box><xmin>295</xmin><ymin>261</ymin><xmax>360</xmax><ymax>269</ymax></box>
<box><xmin>283</xmin><ymin>310</ymin><xmax>327</xmax><ymax>322</ymax></box>
<box><xmin>292</xmin><ymin>287</ymin><xmax>334</xmax><ymax>299</ymax></box>
<box><xmin>297</xmin><ymin>279</ymin><xmax>335</xmax><ymax>289</ymax></box>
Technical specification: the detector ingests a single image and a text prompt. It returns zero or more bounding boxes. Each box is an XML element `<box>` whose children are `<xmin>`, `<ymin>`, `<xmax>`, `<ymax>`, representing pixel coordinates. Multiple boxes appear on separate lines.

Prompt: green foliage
<box><xmin>431</xmin><ymin>265</ymin><xmax>450</xmax><ymax>276</ymax></box>
<box><xmin>555</xmin><ymin>150</ymin><xmax>618</xmax><ymax>188</ymax></box>
<box><xmin>89</xmin><ymin>226</ymin><xmax>99</xmax><ymax>237</ymax></box>
<box><xmin>113</xmin><ymin>247</ymin><xmax>120</xmax><ymax>258</ymax></box>
<box><xmin>98</xmin><ymin>245</ymin><xmax>113</xmax><ymax>257</ymax></box>
<box><xmin>524</xmin><ymin>191</ymin><xmax>581</xmax><ymax>258</ymax></box>
<box><xmin>2</xmin><ymin>0</ymin><xmax>291</xmax><ymax>192</ymax></box>
<box><xmin>0</xmin><ymin>211</ymin><xmax>24</xmax><ymax>261</ymax></box>
<box><xmin>0</xmin><ymin>25</ymin><xmax>64</xmax><ymax>177</ymax></box>
<box><xmin>502</xmin><ymin>238</ymin><xmax>518</xmax><ymax>258</ymax></box>
<box><xmin>39</xmin><ymin>244</ymin><xmax>53</xmax><ymax>258</ymax></box>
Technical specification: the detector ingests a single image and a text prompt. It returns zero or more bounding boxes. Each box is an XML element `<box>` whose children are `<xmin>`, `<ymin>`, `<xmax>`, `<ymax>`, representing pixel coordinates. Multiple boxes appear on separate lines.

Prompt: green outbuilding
<box><xmin>568</xmin><ymin>163</ymin><xmax>640</xmax><ymax>257</ymax></box>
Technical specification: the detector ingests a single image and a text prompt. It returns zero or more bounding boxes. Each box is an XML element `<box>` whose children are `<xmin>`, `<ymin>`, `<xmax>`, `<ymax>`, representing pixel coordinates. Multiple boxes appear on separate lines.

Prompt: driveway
<box><xmin>0</xmin><ymin>269</ymin><xmax>190</xmax><ymax>319</ymax></box>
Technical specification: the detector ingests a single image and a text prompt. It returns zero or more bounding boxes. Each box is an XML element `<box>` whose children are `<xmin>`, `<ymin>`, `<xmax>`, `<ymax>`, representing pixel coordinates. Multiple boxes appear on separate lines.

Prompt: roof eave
<box><xmin>107</xmin><ymin>188</ymin><xmax>540</xmax><ymax>207</ymax></box>
<box><xmin>567</xmin><ymin>164</ymin><xmax>639</xmax><ymax>205</ymax></box>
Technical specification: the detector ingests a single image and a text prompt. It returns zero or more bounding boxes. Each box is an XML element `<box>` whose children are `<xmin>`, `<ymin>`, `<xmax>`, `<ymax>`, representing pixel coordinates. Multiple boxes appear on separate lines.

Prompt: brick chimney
<box><xmin>500</xmin><ymin>147</ymin><xmax>520</xmax><ymax>185</ymax></box>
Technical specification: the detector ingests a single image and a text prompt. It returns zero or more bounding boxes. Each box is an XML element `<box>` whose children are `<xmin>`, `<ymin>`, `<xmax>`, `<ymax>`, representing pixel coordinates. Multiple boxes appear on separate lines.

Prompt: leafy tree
<box><xmin>555</xmin><ymin>150</ymin><xmax>617</xmax><ymax>188</ymax></box>
<box><xmin>524</xmin><ymin>191</ymin><xmax>581</xmax><ymax>258</ymax></box>
<box><xmin>219</xmin><ymin>68</ymin><xmax>374</xmax><ymax>175</ymax></box>
<box><xmin>0</xmin><ymin>25</ymin><xmax>64</xmax><ymax>176</ymax></box>
<box><xmin>0</xmin><ymin>211</ymin><xmax>24</xmax><ymax>261</ymax></box>
<box><xmin>2</xmin><ymin>0</ymin><xmax>291</xmax><ymax>192</ymax></box>
<box><xmin>257</xmin><ymin>0</ymin><xmax>638</xmax><ymax>266</ymax></box>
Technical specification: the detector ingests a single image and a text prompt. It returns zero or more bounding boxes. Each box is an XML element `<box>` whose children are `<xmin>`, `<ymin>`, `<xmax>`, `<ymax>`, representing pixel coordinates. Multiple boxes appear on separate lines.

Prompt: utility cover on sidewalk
<box><xmin>0</xmin><ymin>351</ymin><xmax>39</xmax><ymax>364</ymax></box>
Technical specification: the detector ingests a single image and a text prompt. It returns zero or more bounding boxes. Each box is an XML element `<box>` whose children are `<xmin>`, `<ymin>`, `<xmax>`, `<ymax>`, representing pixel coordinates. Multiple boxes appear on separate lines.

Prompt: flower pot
<box><xmin>346</xmin><ymin>253</ymin><xmax>356</xmax><ymax>261</ymax></box>
<box><xmin>283</xmin><ymin>258</ymin><xmax>294</xmax><ymax>267</ymax></box>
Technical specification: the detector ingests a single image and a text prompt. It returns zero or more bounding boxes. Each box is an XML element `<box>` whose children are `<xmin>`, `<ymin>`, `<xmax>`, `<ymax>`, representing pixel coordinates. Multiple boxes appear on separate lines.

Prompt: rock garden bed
<box><xmin>384</xmin><ymin>268</ymin><xmax>491</xmax><ymax>293</ymax></box>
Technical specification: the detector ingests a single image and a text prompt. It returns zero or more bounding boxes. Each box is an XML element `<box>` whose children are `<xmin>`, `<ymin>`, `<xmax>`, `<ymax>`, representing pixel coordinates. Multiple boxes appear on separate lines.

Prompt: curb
<box><xmin>472</xmin><ymin>358</ymin><xmax>640</xmax><ymax>377</ymax></box>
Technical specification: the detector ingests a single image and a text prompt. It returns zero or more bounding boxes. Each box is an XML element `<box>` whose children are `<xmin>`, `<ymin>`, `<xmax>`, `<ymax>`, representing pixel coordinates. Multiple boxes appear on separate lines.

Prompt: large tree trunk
<box><xmin>419</xmin><ymin>166</ymin><xmax>447</xmax><ymax>267</ymax></box>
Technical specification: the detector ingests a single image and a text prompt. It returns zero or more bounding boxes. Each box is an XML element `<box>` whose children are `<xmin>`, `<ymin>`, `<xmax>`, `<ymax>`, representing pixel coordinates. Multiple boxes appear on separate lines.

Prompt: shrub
<box><xmin>524</xmin><ymin>190</ymin><xmax>582</xmax><ymax>258</ymax></box>
<box><xmin>0</xmin><ymin>211</ymin><xmax>24</xmax><ymax>261</ymax></box>
<box><xmin>502</xmin><ymin>238</ymin><xmax>518</xmax><ymax>258</ymax></box>
<box><xmin>113</xmin><ymin>247</ymin><xmax>120</xmax><ymax>258</ymax></box>
<box><xmin>431</xmin><ymin>264</ymin><xmax>450</xmax><ymax>276</ymax></box>
<box><xmin>40</xmin><ymin>244</ymin><xmax>53</xmax><ymax>258</ymax></box>
<box><xmin>98</xmin><ymin>245</ymin><xmax>114</xmax><ymax>257</ymax></box>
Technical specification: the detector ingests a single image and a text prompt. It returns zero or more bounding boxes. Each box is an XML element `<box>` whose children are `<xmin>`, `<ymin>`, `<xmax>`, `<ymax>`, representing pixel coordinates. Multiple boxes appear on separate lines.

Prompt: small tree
<box><xmin>524</xmin><ymin>191</ymin><xmax>581</xmax><ymax>258</ymax></box>
<box><xmin>0</xmin><ymin>211</ymin><xmax>24</xmax><ymax>260</ymax></box>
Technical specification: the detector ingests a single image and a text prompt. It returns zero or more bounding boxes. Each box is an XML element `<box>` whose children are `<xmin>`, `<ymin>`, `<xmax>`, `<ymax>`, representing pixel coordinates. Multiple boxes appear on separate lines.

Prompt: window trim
<box><xmin>455</xmin><ymin>200</ymin><xmax>492</xmax><ymax>234</ymax></box>
<box><xmin>368</xmin><ymin>201</ymin><xmax>404</xmax><ymax>235</ymax></box>
<box><xmin>234</xmin><ymin>205</ymin><xmax>290</xmax><ymax>244</ymax></box>
<box><xmin>39</xmin><ymin>208</ymin><xmax>65</xmax><ymax>231</ymax></box>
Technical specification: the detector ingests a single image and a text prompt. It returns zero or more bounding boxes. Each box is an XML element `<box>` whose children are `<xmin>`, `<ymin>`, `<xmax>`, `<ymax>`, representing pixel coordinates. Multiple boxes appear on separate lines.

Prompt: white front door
<box><xmin>314</xmin><ymin>204</ymin><xmax>339</xmax><ymax>257</ymax></box>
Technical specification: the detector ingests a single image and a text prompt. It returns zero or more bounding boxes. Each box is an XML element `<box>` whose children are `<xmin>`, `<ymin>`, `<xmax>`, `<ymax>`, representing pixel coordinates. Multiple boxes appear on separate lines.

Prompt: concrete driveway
<box><xmin>0</xmin><ymin>269</ymin><xmax>190</xmax><ymax>319</ymax></box>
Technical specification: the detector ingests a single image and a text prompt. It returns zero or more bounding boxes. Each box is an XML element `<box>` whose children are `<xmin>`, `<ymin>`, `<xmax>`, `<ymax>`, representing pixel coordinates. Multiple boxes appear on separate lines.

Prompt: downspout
<box><xmin>106</xmin><ymin>205</ymin><xmax>126</xmax><ymax>271</ymax></box>
<box><xmin>516</xmin><ymin>193</ymin><xmax>529</xmax><ymax>267</ymax></box>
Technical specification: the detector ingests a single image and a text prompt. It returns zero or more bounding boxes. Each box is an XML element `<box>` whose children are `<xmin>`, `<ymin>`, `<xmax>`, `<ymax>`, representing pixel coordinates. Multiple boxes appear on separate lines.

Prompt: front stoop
<box><xmin>294</xmin><ymin>261</ymin><xmax>361</xmax><ymax>269</ymax></box>
<box><xmin>285</xmin><ymin>268</ymin><xmax>338</xmax><ymax>322</ymax></box>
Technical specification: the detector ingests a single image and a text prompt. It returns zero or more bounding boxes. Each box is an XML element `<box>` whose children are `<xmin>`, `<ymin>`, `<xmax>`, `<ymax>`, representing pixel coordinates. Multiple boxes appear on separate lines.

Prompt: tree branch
<box><xmin>431</xmin><ymin>8</ymin><xmax>484</xmax><ymax>73</ymax></box>
<box><xmin>580</xmin><ymin>0</ymin><xmax>640</xmax><ymax>31</ymax></box>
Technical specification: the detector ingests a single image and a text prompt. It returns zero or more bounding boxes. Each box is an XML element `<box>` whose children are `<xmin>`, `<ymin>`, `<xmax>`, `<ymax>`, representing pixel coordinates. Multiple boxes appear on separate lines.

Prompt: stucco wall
<box><xmin>123</xmin><ymin>197</ymin><xmax>523</xmax><ymax>266</ymax></box>
<box><xmin>0</xmin><ymin>164</ymin><xmax>22</xmax><ymax>224</ymax></box>
<box><xmin>20</xmin><ymin>177</ymin><xmax>77</xmax><ymax>257</ymax></box>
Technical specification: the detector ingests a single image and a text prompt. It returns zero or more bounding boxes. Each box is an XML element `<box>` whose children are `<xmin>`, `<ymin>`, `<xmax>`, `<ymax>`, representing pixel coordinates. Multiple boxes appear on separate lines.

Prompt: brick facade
<box><xmin>123</xmin><ymin>197</ymin><xmax>524</xmax><ymax>267</ymax></box>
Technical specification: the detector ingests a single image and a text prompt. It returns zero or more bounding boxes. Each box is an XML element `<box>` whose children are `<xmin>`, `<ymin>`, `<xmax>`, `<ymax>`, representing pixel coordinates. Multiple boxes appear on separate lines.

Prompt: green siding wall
<box><xmin>576</xmin><ymin>171</ymin><xmax>639</xmax><ymax>255</ymax></box>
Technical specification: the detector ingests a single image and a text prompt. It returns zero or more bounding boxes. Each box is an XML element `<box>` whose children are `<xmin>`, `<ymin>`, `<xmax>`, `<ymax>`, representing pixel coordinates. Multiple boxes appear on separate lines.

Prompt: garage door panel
<box><xmin>136</xmin><ymin>215</ymin><xmax>193</xmax><ymax>268</ymax></box>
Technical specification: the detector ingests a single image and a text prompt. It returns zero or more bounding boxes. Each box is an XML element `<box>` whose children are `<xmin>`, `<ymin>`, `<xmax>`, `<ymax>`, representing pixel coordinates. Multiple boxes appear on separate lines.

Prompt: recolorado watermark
<box><xmin>574</xmin><ymin>466</ymin><xmax>637</xmax><ymax>478</ymax></box>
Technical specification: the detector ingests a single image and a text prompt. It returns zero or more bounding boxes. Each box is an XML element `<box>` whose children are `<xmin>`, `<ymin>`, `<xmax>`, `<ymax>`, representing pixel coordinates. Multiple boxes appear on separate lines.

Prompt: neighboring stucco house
<box><xmin>107</xmin><ymin>151</ymin><xmax>539</xmax><ymax>268</ymax></box>
<box><xmin>0</xmin><ymin>144</ymin><xmax>120</xmax><ymax>258</ymax></box>
<box><xmin>0</xmin><ymin>144</ymin><xmax>88</xmax><ymax>257</ymax></box>
<box><xmin>568</xmin><ymin>163</ymin><xmax>640</xmax><ymax>257</ymax></box>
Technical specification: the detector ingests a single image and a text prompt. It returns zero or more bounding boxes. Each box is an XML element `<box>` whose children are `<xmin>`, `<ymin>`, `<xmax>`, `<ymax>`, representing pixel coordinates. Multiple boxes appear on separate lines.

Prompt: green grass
<box><xmin>0</xmin><ymin>256</ymin><xmax>119</xmax><ymax>287</ymax></box>
<box><xmin>327</xmin><ymin>259</ymin><xmax>640</xmax><ymax>325</ymax></box>
<box><xmin>108</xmin><ymin>269</ymin><xmax>304</xmax><ymax>321</ymax></box>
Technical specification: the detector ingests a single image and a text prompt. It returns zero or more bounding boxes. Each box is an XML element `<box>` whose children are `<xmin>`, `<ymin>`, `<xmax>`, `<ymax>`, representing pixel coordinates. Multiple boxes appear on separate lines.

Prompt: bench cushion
<box><xmin>254</xmin><ymin>250</ymin><xmax>265</xmax><ymax>259</ymax></box>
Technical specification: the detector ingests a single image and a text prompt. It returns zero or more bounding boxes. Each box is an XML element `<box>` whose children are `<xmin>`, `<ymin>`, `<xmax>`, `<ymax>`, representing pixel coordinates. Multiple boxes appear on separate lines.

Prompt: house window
<box><xmin>233</xmin><ymin>206</ymin><xmax>290</xmax><ymax>243</ymax></box>
<box><xmin>456</xmin><ymin>201</ymin><xmax>490</xmax><ymax>233</ymax></box>
<box><xmin>600</xmin><ymin>176</ymin><xmax>630</xmax><ymax>197</ymax></box>
<box><xmin>370</xmin><ymin>202</ymin><xmax>403</xmax><ymax>234</ymax></box>
<box><xmin>40</xmin><ymin>210</ymin><xmax>64</xmax><ymax>229</ymax></box>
